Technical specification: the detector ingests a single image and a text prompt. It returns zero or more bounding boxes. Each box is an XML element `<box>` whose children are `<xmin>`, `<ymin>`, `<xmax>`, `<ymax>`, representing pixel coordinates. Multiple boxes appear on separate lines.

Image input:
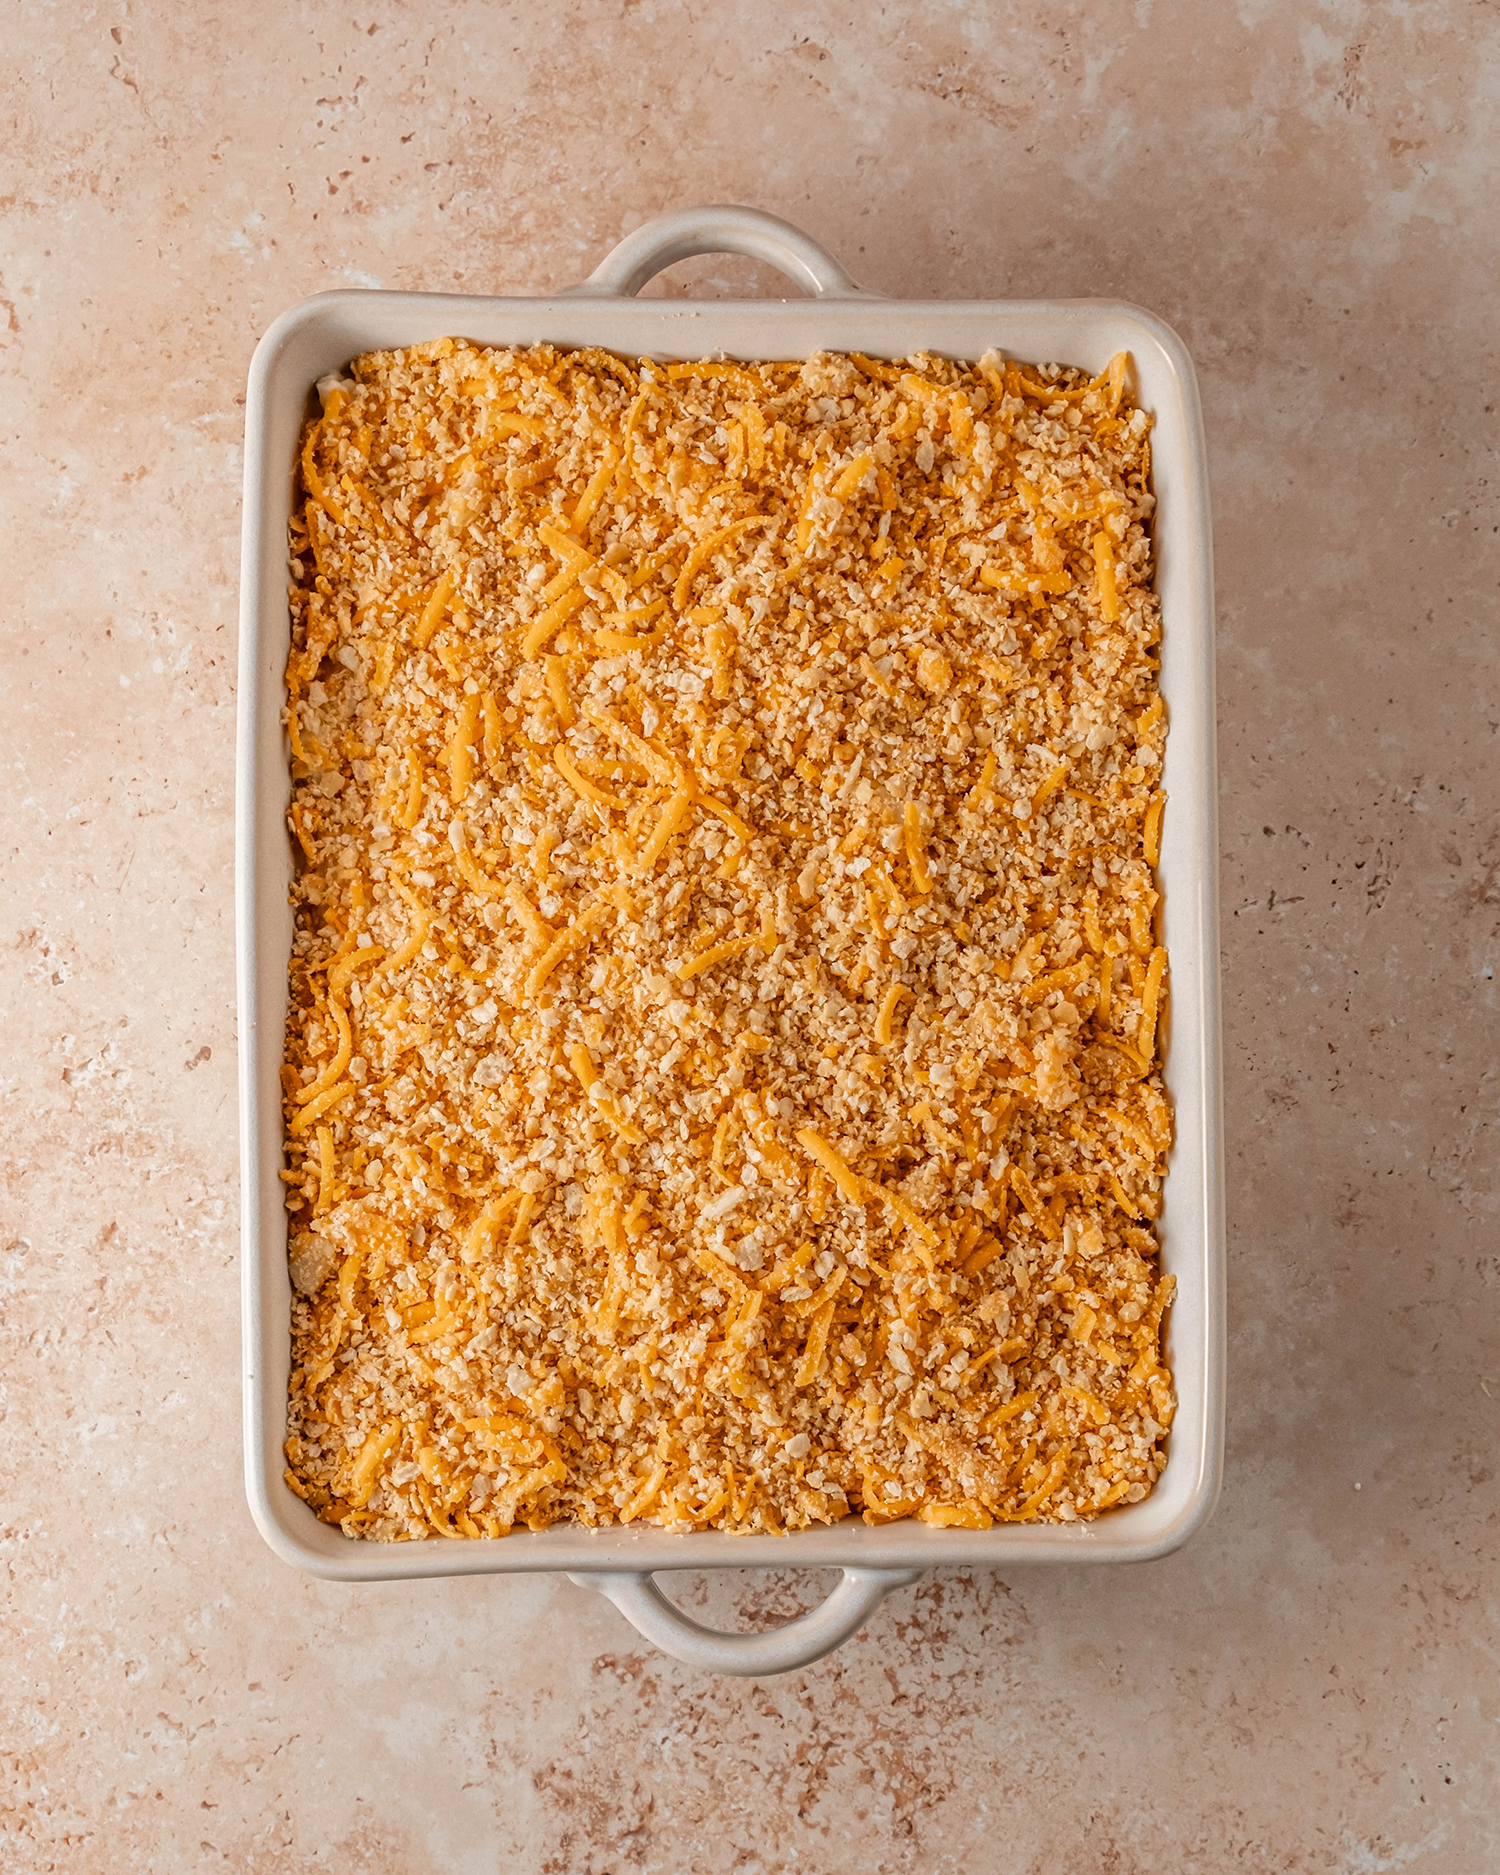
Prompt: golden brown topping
<box><xmin>279</xmin><ymin>340</ymin><xmax>1174</xmax><ymax>1543</ymax></box>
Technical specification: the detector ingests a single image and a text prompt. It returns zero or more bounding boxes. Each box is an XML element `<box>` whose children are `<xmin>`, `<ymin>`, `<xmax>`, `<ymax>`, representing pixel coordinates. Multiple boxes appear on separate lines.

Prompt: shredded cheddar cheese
<box><xmin>281</xmin><ymin>338</ymin><xmax>1173</xmax><ymax>1544</ymax></box>
<box><xmin>874</xmin><ymin>982</ymin><xmax>910</xmax><ymax>1047</ymax></box>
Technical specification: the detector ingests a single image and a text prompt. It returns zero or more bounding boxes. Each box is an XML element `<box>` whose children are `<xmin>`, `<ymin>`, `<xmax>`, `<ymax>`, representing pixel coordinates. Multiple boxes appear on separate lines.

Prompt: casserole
<box><xmin>239</xmin><ymin>205</ymin><xmax>1223</xmax><ymax>1675</ymax></box>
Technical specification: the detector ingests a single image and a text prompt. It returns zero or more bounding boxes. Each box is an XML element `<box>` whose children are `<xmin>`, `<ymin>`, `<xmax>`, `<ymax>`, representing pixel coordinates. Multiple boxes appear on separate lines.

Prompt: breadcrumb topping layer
<box><xmin>280</xmin><ymin>338</ymin><xmax>1176</xmax><ymax>1542</ymax></box>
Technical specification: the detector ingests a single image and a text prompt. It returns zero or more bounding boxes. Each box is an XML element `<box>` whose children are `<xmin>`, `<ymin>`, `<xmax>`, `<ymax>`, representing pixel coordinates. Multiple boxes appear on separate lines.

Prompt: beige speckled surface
<box><xmin>4</xmin><ymin>4</ymin><xmax>1497</xmax><ymax>1868</ymax></box>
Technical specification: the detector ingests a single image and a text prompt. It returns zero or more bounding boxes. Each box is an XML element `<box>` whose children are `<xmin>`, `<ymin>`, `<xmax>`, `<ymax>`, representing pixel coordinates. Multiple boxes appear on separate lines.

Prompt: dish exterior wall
<box><xmin>238</xmin><ymin>292</ymin><xmax>1222</xmax><ymax>1582</ymax></box>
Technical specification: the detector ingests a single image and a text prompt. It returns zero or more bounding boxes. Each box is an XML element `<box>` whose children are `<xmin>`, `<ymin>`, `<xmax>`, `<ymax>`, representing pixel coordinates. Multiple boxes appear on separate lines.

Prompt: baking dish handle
<box><xmin>564</xmin><ymin>204</ymin><xmax>869</xmax><ymax>300</ymax></box>
<box><xmin>567</xmin><ymin>1566</ymin><xmax>925</xmax><ymax>1677</ymax></box>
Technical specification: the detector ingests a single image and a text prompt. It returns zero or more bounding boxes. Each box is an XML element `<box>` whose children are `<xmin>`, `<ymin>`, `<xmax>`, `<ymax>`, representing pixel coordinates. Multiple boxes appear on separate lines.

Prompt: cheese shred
<box><xmin>280</xmin><ymin>337</ymin><xmax>1173</xmax><ymax>1543</ymax></box>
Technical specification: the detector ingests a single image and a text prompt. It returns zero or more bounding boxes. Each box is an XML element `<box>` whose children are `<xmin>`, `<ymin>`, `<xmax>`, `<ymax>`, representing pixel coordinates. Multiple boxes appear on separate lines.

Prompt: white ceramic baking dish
<box><xmin>238</xmin><ymin>206</ymin><xmax>1224</xmax><ymax>1676</ymax></box>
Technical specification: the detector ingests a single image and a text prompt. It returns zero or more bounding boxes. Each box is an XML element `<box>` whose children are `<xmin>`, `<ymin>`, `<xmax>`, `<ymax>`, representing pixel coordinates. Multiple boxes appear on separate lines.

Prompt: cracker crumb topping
<box><xmin>280</xmin><ymin>339</ymin><xmax>1175</xmax><ymax>1542</ymax></box>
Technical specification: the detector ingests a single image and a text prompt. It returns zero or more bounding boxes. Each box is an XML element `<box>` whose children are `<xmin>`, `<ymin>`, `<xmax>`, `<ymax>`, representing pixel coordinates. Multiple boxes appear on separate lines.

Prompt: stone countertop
<box><xmin>3</xmin><ymin>6</ymin><xmax>1496</xmax><ymax>1870</ymax></box>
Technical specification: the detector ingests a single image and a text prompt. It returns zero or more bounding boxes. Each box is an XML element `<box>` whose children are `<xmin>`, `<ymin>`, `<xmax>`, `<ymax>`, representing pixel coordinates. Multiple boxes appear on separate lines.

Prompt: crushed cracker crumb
<box><xmin>280</xmin><ymin>339</ymin><xmax>1176</xmax><ymax>1543</ymax></box>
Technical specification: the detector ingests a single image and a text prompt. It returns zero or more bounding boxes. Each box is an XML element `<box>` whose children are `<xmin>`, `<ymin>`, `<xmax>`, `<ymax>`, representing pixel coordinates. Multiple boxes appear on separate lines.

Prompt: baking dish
<box><xmin>238</xmin><ymin>205</ymin><xmax>1223</xmax><ymax>1676</ymax></box>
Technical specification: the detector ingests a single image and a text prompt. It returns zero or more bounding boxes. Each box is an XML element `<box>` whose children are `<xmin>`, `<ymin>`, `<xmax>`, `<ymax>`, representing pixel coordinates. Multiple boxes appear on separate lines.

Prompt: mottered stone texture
<box><xmin>2</xmin><ymin>4</ymin><xmax>1496</xmax><ymax>1870</ymax></box>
